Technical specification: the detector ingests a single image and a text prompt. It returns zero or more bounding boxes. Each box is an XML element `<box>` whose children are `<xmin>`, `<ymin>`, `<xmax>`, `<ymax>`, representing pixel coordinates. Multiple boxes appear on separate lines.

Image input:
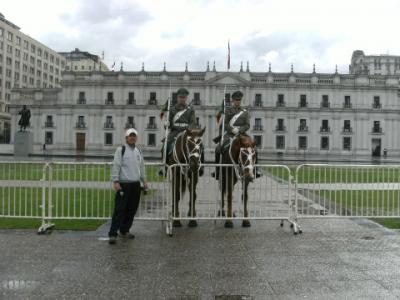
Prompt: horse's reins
<box><xmin>228</xmin><ymin>137</ymin><xmax>255</xmax><ymax>180</ymax></box>
<box><xmin>172</xmin><ymin>131</ymin><xmax>203</xmax><ymax>176</ymax></box>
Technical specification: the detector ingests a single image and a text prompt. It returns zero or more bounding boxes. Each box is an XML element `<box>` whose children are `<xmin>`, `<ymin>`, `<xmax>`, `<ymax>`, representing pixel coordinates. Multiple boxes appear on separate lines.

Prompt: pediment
<box><xmin>205</xmin><ymin>73</ymin><xmax>251</xmax><ymax>86</ymax></box>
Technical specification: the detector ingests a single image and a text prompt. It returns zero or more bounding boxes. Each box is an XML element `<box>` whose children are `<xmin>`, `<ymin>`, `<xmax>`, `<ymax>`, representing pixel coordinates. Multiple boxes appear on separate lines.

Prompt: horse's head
<box><xmin>238</xmin><ymin>135</ymin><xmax>256</xmax><ymax>181</ymax></box>
<box><xmin>185</xmin><ymin>127</ymin><xmax>205</xmax><ymax>172</ymax></box>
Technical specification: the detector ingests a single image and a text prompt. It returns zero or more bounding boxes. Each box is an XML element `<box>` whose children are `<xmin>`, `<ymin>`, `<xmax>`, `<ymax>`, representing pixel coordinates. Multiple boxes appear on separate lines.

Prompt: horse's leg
<box><xmin>188</xmin><ymin>172</ymin><xmax>198</xmax><ymax>227</ymax></box>
<box><xmin>242</xmin><ymin>179</ymin><xmax>251</xmax><ymax>227</ymax></box>
<box><xmin>225</xmin><ymin>168</ymin><xmax>234</xmax><ymax>228</ymax></box>
<box><xmin>173</xmin><ymin>169</ymin><xmax>182</xmax><ymax>227</ymax></box>
<box><xmin>218</xmin><ymin>167</ymin><xmax>226</xmax><ymax>217</ymax></box>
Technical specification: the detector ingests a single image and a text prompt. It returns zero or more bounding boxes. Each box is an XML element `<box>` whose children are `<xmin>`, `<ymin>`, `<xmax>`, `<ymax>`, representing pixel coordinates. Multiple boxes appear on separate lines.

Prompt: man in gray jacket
<box><xmin>108</xmin><ymin>128</ymin><xmax>148</xmax><ymax>244</ymax></box>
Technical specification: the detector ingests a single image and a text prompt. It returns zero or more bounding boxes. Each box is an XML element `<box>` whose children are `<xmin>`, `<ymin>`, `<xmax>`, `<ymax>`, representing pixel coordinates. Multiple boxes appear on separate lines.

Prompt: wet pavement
<box><xmin>1</xmin><ymin>218</ymin><xmax>400</xmax><ymax>299</ymax></box>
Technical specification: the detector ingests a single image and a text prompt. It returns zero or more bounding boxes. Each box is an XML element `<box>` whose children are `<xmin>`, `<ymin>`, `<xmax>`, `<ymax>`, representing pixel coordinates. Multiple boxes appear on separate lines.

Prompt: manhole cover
<box><xmin>2</xmin><ymin>280</ymin><xmax>39</xmax><ymax>290</ymax></box>
<box><xmin>362</xmin><ymin>236</ymin><xmax>375</xmax><ymax>240</ymax></box>
<box><xmin>215</xmin><ymin>296</ymin><xmax>252</xmax><ymax>300</ymax></box>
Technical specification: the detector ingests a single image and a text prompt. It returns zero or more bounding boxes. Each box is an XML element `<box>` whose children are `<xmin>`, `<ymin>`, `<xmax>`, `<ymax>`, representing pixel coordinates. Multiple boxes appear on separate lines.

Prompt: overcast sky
<box><xmin>2</xmin><ymin>0</ymin><xmax>400</xmax><ymax>73</ymax></box>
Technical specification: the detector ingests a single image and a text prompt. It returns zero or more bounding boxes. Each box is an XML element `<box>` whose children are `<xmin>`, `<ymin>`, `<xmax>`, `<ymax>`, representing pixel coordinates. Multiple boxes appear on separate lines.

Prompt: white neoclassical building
<box><xmin>9</xmin><ymin>62</ymin><xmax>400</xmax><ymax>159</ymax></box>
<box><xmin>0</xmin><ymin>12</ymin><xmax>66</xmax><ymax>143</ymax></box>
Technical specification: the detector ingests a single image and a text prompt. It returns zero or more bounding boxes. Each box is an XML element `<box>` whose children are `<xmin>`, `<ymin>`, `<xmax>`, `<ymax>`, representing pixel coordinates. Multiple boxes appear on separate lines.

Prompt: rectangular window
<box><xmin>298</xmin><ymin>136</ymin><xmax>307</xmax><ymax>149</ymax></box>
<box><xmin>255</xmin><ymin>94</ymin><xmax>262</xmax><ymax>107</ymax></box>
<box><xmin>373</xmin><ymin>121</ymin><xmax>381</xmax><ymax>133</ymax></box>
<box><xmin>194</xmin><ymin>92</ymin><xmax>200</xmax><ymax>105</ymax></box>
<box><xmin>321</xmin><ymin>119</ymin><xmax>329</xmax><ymax>132</ymax></box>
<box><xmin>299</xmin><ymin>95</ymin><xmax>307</xmax><ymax>107</ymax></box>
<box><xmin>277</xmin><ymin>94</ymin><xmax>285</xmax><ymax>106</ymax></box>
<box><xmin>344</xmin><ymin>96</ymin><xmax>351</xmax><ymax>108</ymax></box>
<box><xmin>254</xmin><ymin>118</ymin><xmax>262</xmax><ymax>130</ymax></box>
<box><xmin>7</xmin><ymin>32</ymin><xmax>13</xmax><ymax>42</ymax></box>
<box><xmin>148</xmin><ymin>133</ymin><xmax>156</xmax><ymax>146</ymax></box>
<box><xmin>299</xmin><ymin>119</ymin><xmax>307</xmax><ymax>131</ymax></box>
<box><xmin>128</xmin><ymin>92</ymin><xmax>135</xmax><ymax>104</ymax></box>
<box><xmin>373</xmin><ymin>96</ymin><xmax>381</xmax><ymax>108</ymax></box>
<box><xmin>107</xmin><ymin>92</ymin><xmax>114</xmax><ymax>104</ymax></box>
<box><xmin>45</xmin><ymin>115</ymin><xmax>53</xmax><ymax>127</ymax></box>
<box><xmin>343</xmin><ymin>137</ymin><xmax>351</xmax><ymax>150</ymax></box>
<box><xmin>127</xmin><ymin>116</ymin><xmax>135</xmax><ymax>128</ymax></box>
<box><xmin>23</xmin><ymin>40</ymin><xmax>29</xmax><ymax>50</ymax></box>
<box><xmin>343</xmin><ymin>120</ymin><xmax>351</xmax><ymax>132</ymax></box>
<box><xmin>78</xmin><ymin>91</ymin><xmax>85</xmax><ymax>103</ymax></box>
<box><xmin>321</xmin><ymin>95</ymin><xmax>329</xmax><ymax>107</ymax></box>
<box><xmin>276</xmin><ymin>135</ymin><xmax>285</xmax><ymax>149</ymax></box>
<box><xmin>150</xmin><ymin>92</ymin><xmax>157</xmax><ymax>100</ymax></box>
<box><xmin>321</xmin><ymin>137</ymin><xmax>329</xmax><ymax>150</ymax></box>
<box><xmin>45</xmin><ymin>131</ymin><xmax>53</xmax><ymax>145</ymax></box>
<box><xmin>16</xmin><ymin>36</ymin><xmax>21</xmax><ymax>45</ymax></box>
<box><xmin>254</xmin><ymin>135</ymin><xmax>262</xmax><ymax>147</ymax></box>
<box><xmin>276</xmin><ymin>118</ymin><xmax>285</xmax><ymax>131</ymax></box>
<box><xmin>104</xmin><ymin>133</ymin><xmax>113</xmax><ymax>145</ymax></box>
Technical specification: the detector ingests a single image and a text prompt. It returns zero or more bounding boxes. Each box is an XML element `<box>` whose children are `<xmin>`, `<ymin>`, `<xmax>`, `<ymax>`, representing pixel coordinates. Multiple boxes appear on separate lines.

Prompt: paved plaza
<box><xmin>1</xmin><ymin>217</ymin><xmax>400</xmax><ymax>299</ymax></box>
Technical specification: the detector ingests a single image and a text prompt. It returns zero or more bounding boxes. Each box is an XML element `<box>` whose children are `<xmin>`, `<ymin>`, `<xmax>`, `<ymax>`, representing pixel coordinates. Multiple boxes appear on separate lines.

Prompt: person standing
<box><xmin>109</xmin><ymin>128</ymin><xmax>148</xmax><ymax>245</ymax></box>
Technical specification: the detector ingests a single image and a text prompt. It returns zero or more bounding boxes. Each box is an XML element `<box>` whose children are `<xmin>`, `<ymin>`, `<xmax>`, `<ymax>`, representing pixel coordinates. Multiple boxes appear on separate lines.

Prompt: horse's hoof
<box><xmin>188</xmin><ymin>220</ymin><xmax>198</xmax><ymax>227</ymax></box>
<box><xmin>224</xmin><ymin>221</ymin><xmax>233</xmax><ymax>228</ymax></box>
<box><xmin>217</xmin><ymin>210</ymin><xmax>226</xmax><ymax>217</ymax></box>
<box><xmin>242</xmin><ymin>220</ymin><xmax>251</xmax><ymax>227</ymax></box>
<box><xmin>172</xmin><ymin>220</ymin><xmax>182</xmax><ymax>228</ymax></box>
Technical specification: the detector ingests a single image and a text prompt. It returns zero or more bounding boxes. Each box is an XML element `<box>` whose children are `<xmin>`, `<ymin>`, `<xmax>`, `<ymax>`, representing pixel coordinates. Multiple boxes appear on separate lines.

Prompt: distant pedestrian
<box><xmin>108</xmin><ymin>128</ymin><xmax>148</xmax><ymax>245</ymax></box>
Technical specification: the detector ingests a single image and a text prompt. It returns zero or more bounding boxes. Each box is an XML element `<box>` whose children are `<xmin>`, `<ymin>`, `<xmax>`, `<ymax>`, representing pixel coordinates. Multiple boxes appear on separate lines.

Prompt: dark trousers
<box><xmin>108</xmin><ymin>182</ymin><xmax>141</xmax><ymax>237</ymax></box>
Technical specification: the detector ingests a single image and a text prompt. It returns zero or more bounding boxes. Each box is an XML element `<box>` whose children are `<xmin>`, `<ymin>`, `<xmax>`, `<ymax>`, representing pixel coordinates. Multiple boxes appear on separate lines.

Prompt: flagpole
<box><xmin>218</xmin><ymin>40</ymin><xmax>230</xmax><ymax>195</ymax></box>
<box><xmin>163</xmin><ymin>80</ymin><xmax>172</xmax><ymax>166</ymax></box>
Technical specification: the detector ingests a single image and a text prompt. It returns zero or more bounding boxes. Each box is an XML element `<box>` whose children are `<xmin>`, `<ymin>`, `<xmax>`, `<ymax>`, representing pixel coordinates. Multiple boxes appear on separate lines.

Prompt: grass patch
<box><xmin>0</xmin><ymin>163</ymin><xmax>162</xmax><ymax>182</ymax></box>
<box><xmin>371</xmin><ymin>218</ymin><xmax>400</xmax><ymax>229</ymax></box>
<box><xmin>268</xmin><ymin>165</ymin><xmax>400</xmax><ymax>184</ymax></box>
<box><xmin>309</xmin><ymin>190</ymin><xmax>400</xmax><ymax>229</ymax></box>
<box><xmin>0</xmin><ymin>217</ymin><xmax>107</xmax><ymax>230</ymax></box>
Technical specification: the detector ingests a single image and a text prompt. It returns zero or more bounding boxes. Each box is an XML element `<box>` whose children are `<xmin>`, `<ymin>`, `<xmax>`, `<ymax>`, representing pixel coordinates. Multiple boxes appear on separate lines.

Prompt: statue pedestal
<box><xmin>14</xmin><ymin>131</ymin><xmax>33</xmax><ymax>157</ymax></box>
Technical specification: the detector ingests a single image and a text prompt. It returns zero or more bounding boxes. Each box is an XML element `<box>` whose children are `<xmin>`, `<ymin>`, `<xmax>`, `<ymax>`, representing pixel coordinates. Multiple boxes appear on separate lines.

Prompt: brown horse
<box><xmin>219</xmin><ymin>134</ymin><xmax>256</xmax><ymax>228</ymax></box>
<box><xmin>167</xmin><ymin>127</ymin><xmax>205</xmax><ymax>227</ymax></box>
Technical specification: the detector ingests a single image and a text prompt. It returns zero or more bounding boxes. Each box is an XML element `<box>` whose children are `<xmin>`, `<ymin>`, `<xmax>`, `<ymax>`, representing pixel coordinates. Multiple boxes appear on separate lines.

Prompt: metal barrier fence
<box><xmin>3</xmin><ymin>162</ymin><xmax>400</xmax><ymax>236</ymax></box>
<box><xmin>295</xmin><ymin>164</ymin><xmax>400</xmax><ymax>220</ymax></box>
<box><xmin>0</xmin><ymin>162</ymin><xmax>47</xmax><ymax>220</ymax></box>
<box><xmin>166</xmin><ymin>164</ymin><xmax>298</xmax><ymax>235</ymax></box>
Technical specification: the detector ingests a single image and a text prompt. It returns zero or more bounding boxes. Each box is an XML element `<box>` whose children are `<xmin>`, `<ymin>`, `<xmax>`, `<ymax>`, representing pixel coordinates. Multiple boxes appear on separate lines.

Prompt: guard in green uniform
<box><xmin>212</xmin><ymin>91</ymin><xmax>261</xmax><ymax>178</ymax></box>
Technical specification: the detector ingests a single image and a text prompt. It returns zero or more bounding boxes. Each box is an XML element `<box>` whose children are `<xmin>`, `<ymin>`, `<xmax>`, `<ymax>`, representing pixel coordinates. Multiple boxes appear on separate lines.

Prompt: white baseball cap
<box><xmin>125</xmin><ymin>128</ymin><xmax>138</xmax><ymax>136</ymax></box>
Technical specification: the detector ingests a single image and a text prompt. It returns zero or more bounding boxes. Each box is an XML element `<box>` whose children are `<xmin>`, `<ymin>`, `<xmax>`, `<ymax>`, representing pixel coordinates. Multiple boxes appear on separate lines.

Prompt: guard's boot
<box><xmin>255</xmin><ymin>152</ymin><xmax>262</xmax><ymax>178</ymax></box>
<box><xmin>211</xmin><ymin>151</ymin><xmax>220</xmax><ymax>180</ymax></box>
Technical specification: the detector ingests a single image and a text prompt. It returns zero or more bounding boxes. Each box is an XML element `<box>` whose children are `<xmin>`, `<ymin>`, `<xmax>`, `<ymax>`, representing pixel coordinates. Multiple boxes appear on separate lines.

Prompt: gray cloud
<box><xmin>38</xmin><ymin>0</ymin><xmax>345</xmax><ymax>74</ymax></box>
<box><xmin>40</xmin><ymin>0</ymin><xmax>151</xmax><ymax>68</ymax></box>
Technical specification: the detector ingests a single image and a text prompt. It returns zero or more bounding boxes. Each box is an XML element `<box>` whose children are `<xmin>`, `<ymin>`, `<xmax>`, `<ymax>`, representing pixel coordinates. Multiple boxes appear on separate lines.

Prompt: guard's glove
<box><xmin>164</xmin><ymin>121</ymin><xmax>170</xmax><ymax>128</ymax></box>
<box><xmin>232</xmin><ymin>127</ymin><xmax>239</xmax><ymax>135</ymax></box>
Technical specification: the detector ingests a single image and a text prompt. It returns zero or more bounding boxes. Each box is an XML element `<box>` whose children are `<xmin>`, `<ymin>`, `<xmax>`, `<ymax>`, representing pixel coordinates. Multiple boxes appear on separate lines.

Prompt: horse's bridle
<box><xmin>185</xmin><ymin>135</ymin><xmax>203</xmax><ymax>173</ymax></box>
<box><xmin>239</xmin><ymin>146</ymin><xmax>256</xmax><ymax>178</ymax></box>
<box><xmin>228</xmin><ymin>138</ymin><xmax>256</xmax><ymax>180</ymax></box>
<box><xmin>172</xmin><ymin>131</ymin><xmax>203</xmax><ymax>174</ymax></box>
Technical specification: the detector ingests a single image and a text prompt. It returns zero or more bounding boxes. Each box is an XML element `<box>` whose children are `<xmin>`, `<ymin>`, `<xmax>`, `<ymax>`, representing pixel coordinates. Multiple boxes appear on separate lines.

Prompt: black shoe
<box><xmin>108</xmin><ymin>236</ymin><xmax>117</xmax><ymax>244</ymax></box>
<box><xmin>158</xmin><ymin>169</ymin><xmax>164</xmax><ymax>177</ymax></box>
<box><xmin>211</xmin><ymin>172</ymin><xmax>215</xmax><ymax>178</ymax></box>
<box><xmin>119</xmin><ymin>232</ymin><xmax>135</xmax><ymax>239</ymax></box>
<box><xmin>199</xmin><ymin>168</ymin><xmax>204</xmax><ymax>177</ymax></box>
<box><xmin>255</xmin><ymin>171</ymin><xmax>262</xmax><ymax>178</ymax></box>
